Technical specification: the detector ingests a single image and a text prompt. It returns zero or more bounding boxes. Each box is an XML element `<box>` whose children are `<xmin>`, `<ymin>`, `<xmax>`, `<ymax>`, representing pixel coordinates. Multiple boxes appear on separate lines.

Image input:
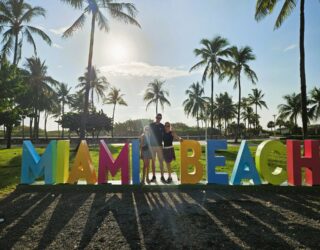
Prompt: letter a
<box><xmin>230</xmin><ymin>140</ymin><xmax>261</xmax><ymax>185</ymax></box>
<box><xmin>67</xmin><ymin>140</ymin><xmax>97</xmax><ymax>184</ymax></box>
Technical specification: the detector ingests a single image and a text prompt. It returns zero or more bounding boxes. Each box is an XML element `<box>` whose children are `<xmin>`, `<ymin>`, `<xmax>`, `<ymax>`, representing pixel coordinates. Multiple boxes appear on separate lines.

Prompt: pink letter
<box><xmin>287</xmin><ymin>140</ymin><xmax>320</xmax><ymax>186</ymax></box>
<box><xmin>98</xmin><ymin>140</ymin><xmax>130</xmax><ymax>184</ymax></box>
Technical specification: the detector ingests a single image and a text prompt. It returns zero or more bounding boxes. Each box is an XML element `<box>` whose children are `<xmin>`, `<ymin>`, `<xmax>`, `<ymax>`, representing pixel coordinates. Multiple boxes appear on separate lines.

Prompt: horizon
<box><xmin>14</xmin><ymin>0</ymin><xmax>320</xmax><ymax>131</ymax></box>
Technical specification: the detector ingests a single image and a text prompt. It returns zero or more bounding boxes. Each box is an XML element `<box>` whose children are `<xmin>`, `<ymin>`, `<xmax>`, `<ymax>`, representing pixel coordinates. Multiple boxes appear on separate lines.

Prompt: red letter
<box><xmin>287</xmin><ymin>140</ymin><xmax>320</xmax><ymax>186</ymax></box>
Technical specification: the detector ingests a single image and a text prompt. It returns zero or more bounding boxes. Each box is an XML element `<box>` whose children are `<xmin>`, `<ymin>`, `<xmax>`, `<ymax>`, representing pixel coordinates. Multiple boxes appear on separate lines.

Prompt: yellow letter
<box><xmin>180</xmin><ymin>140</ymin><xmax>203</xmax><ymax>184</ymax></box>
<box><xmin>56</xmin><ymin>140</ymin><xmax>70</xmax><ymax>183</ymax></box>
<box><xmin>255</xmin><ymin>140</ymin><xmax>287</xmax><ymax>185</ymax></box>
<box><xmin>67</xmin><ymin>140</ymin><xmax>97</xmax><ymax>184</ymax></box>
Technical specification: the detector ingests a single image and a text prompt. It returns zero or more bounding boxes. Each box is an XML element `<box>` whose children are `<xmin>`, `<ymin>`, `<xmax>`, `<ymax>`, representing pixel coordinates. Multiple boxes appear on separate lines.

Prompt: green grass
<box><xmin>0</xmin><ymin>142</ymin><xmax>287</xmax><ymax>197</ymax></box>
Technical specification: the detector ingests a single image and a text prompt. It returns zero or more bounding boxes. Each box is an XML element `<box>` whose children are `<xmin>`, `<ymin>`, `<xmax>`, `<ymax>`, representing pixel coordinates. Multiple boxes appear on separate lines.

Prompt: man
<box><xmin>149</xmin><ymin>113</ymin><xmax>165</xmax><ymax>182</ymax></box>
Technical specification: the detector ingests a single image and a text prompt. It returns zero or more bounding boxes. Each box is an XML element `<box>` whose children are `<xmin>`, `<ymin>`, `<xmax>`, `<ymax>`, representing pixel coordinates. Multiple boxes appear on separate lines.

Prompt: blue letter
<box><xmin>21</xmin><ymin>140</ymin><xmax>57</xmax><ymax>184</ymax></box>
<box><xmin>207</xmin><ymin>140</ymin><xmax>228</xmax><ymax>184</ymax></box>
<box><xmin>230</xmin><ymin>140</ymin><xmax>261</xmax><ymax>185</ymax></box>
<box><xmin>132</xmin><ymin>139</ymin><xmax>140</xmax><ymax>184</ymax></box>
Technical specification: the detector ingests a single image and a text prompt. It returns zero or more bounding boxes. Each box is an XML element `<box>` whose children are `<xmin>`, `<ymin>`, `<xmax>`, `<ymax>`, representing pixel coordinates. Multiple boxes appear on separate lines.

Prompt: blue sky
<box><xmin>20</xmin><ymin>0</ymin><xmax>320</xmax><ymax>130</ymax></box>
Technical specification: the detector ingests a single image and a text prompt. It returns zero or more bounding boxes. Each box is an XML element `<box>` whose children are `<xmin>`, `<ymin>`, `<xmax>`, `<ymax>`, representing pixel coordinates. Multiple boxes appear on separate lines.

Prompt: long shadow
<box><xmin>187</xmin><ymin>190</ymin><xmax>297</xmax><ymax>249</ymax></box>
<box><xmin>78</xmin><ymin>191</ymin><xmax>140</xmax><ymax>249</ymax></box>
<box><xmin>0</xmin><ymin>193</ymin><xmax>55</xmax><ymax>249</ymax></box>
<box><xmin>0</xmin><ymin>192</ymin><xmax>46</xmax><ymax>230</ymax></box>
<box><xmin>36</xmin><ymin>192</ymin><xmax>92</xmax><ymax>250</ymax></box>
<box><xmin>241</xmin><ymin>193</ymin><xmax>320</xmax><ymax>248</ymax></box>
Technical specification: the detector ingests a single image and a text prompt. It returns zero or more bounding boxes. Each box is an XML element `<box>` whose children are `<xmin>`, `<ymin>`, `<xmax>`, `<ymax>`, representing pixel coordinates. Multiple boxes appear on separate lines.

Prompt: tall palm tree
<box><xmin>214</xmin><ymin>92</ymin><xmax>236</xmax><ymax>135</ymax></box>
<box><xmin>77</xmin><ymin>66</ymin><xmax>109</xmax><ymax>109</ymax></box>
<box><xmin>0</xmin><ymin>0</ymin><xmax>52</xmax><ymax>65</ymax></box>
<box><xmin>310</xmin><ymin>87</ymin><xmax>320</xmax><ymax>121</ymax></box>
<box><xmin>144</xmin><ymin>79</ymin><xmax>171</xmax><ymax>115</ymax></box>
<box><xmin>220</xmin><ymin>46</ymin><xmax>258</xmax><ymax>143</ymax></box>
<box><xmin>278</xmin><ymin>93</ymin><xmax>302</xmax><ymax>127</ymax></box>
<box><xmin>248</xmin><ymin>88</ymin><xmax>268</xmax><ymax>129</ymax></box>
<box><xmin>24</xmin><ymin>57</ymin><xmax>58</xmax><ymax>140</ymax></box>
<box><xmin>56</xmin><ymin>82</ymin><xmax>72</xmax><ymax>138</ymax></box>
<box><xmin>183</xmin><ymin>82</ymin><xmax>206</xmax><ymax>129</ymax></box>
<box><xmin>255</xmin><ymin>0</ymin><xmax>312</xmax><ymax>139</ymax></box>
<box><xmin>190</xmin><ymin>36</ymin><xmax>230</xmax><ymax>136</ymax></box>
<box><xmin>61</xmin><ymin>0</ymin><xmax>140</xmax><ymax>140</ymax></box>
<box><xmin>104</xmin><ymin>87</ymin><xmax>127</xmax><ymax>137</ymax></box>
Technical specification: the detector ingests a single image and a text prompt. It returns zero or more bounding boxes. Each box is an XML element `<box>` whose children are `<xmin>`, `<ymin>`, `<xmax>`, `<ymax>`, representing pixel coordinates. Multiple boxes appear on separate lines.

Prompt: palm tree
<box><xmin>41</xmin><ymin>89</ymin><xmax>58</xmax><ymax>140</ymax></box>
<box><xmin>144</xmin><ymin>79</ymin><xmax>171</xmax><ymax>115</ymax></box>
<box><xmin>0</xmin><ymin>0</ymin><xmax>52</xmax><ymax>65</ymax></box>
<box><xmin>56</xmin><ymin>82</ymin><xmax>72</xmax><ymax>138</ymax></box>
<box><xmin>248</xmin><ymin>88</ymin><xmax>268</xmax><ymax>129</ymax></box>
<box><xmin>183</xmin><ymin>82</ymin><xmax>206</xmax><ymax>129</ymax></box>
<box><xmin>104</xmin><ymin>87</ymin><xmax>127</xmax><ymax>137</ymax></box>
<box><xmin>61</xmin><ymin>0</ymin><xmax>140</xmax><ymax>140</ymax></box>
<box><xmin>310</xmin><ymin>87</ymin><xmax>320</xmax><ymax>121</ymax></box>
<box><xmin>190</xmin><ymin>36</ymin><xmax>230</xmax><ymax>136</ymax></box>
<box><xmin>24</xmin><ymin>57</ymin><xmax>58</xmax><ymax>140</ymax></box>
<box><xmin>77</xmin><ymin>66</ymin><xmax>109</xmax><ymax>109</ymax></box>
<box><xmin>214</xmin><ymin>92</ymin><xmax>236</xmax><ymax>135</ymax></box>
<box><xmin>278</xmin><ymin>93</ymin><xmax>302</xmax><ymax>127</ymax></box>
<box><xmin>241</xmin><ymin>106</ymin><xmax>255</xmax><ymax>131</ymax></box>
<box><xmin>220</xmin><ymin>46</ymin><xmax>258</xmax><ymax>143</ymax></box>
<box><xmin>255</xmin><ymin>0</ymin><xmax>312</xmax><ymax>139</ymax></box>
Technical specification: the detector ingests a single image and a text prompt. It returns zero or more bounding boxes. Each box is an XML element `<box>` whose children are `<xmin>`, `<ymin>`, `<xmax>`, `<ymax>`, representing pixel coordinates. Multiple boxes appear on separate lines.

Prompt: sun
<box><xmin>110</xmin><ymin>43</ymin><xmax>128</xmax><ymax>62</ymax></box>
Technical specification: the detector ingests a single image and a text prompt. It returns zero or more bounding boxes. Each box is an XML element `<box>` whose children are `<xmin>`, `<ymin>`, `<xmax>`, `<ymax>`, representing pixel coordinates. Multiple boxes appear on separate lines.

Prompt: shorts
<box><xmin>163</xmin><ymin>146</ymin><xmax>176</xmax><ymax>163</ymax></box>
<box><xmin>142</xmin><ymin>149</ymin><xmax>152</xmax><ymax>160</ymax></box>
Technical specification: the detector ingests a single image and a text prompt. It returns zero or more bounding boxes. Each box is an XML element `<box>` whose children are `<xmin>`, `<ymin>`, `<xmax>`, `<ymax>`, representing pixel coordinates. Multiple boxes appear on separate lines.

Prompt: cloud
<box><xmin>284</xmin><ymin>44</ymin><xmax>297</xmax><ymax>52</ymax></box>
<box><xmin>53</xmin><ymin>43</ymin><xmax>63</xmax><ymax>49</ymax></box>
<box><xmin>100</xmin><ymin>62</ymin><xmax>198</xmax><ymax>79</ymax></box>
<box><xmin>49</xmin><ymin>26</ymin><xmax>68</xmax><ymax>36</ymax></box>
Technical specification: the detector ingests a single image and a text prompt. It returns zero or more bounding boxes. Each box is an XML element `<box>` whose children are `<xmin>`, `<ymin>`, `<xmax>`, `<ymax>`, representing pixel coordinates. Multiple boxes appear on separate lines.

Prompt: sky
<box><xmin>18</xmin><ymin>0</ymin><xmax>320</xmax><ymax>131</ymax></box>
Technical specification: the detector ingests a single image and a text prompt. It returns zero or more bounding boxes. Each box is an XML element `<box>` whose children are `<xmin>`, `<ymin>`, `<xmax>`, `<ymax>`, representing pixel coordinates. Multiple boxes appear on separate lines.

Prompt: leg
<box><xmin>146</xmin><ymin>159</ymin><xmax>150</xmax><ymax>183</ymax></box>
<box><xmin>166</xmin><ymin>162</ymin><xmax>172</xmax><ymax>178</ymax></box>
<box><xmin>151</xmin><ymin>147</ymin><xmax>156</xmax><ymax>177</ymax></box>
<box><xmin>157</xmin><ymin>147</ymin><xmax>164</xmax><ymax>177</ymax></box>
<box><xmin>142</xmin><ymin>159</ymin><xmax>147</xmax><ymax>184</ymax></box>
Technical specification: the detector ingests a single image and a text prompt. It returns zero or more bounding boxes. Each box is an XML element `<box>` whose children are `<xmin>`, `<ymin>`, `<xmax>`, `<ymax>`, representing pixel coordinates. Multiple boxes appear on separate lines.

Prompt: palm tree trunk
<box><xmin>235</xmin><ymin>77</ymin><xmax>241</xmax><ymax>143</ymax></box>
<box><xmin>210</xmin><ymin>76</ymin><xmax>214</xmax><ymax>137</ymax></box>
<box><xmin>6</xmin><ymin>125</ymin><xmax>12</xmax><ymax>149</ymax></box>
<box><xmin>112</xmin><ymin>103</ymin><xmax>116</xmax><ymax>138</ymax></box>
<box><xmin>91</xmin><ymin>89</ymin><xmax>94</xmax><ymax>110</ymax></box>
<box><xmin>13</xmin><ymin>33</ymin><xmax>19</xmax><ymax>65</ymax></box>
<box><xmin>44</xmin><ymin>111</ymin><xmax>48</xmax><ymax>140</ymax></box>
<box><xmin>29</xmin><ymin>116</ymin><xmax>33</xmax><ymax>139</ymax></box>
<box><xmin>156</xmin><ymin>100</ymin><xmax>158</xmax><ymax>115</ymax></box>
<box><xmin>22</xmin><ymin>118</ymin><xmax>25</xmax><ymax>139</ymax></box>
<box><xmin>61</xmin><ymin>101</ymin><xmax>65</xmax><ymax>138</ymax></box>
<box><xmin>80</xmin><ymin>13</ymin><xmax>96</xmax><ymax>140</ymax></box>
<box><xmin>255</xmin><ymin>104</ymin><xmax>258</xmax><ymax>130</ymax></box>
<box><xmin>300</xmin><ymin>0</ymin><xmax>308</xmax><ymax>139</ymax></box>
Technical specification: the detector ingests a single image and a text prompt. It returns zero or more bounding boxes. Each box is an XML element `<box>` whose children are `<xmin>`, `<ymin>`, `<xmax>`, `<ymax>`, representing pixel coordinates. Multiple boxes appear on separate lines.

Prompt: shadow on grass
<box><xmin>0</xmin><ymin>186</ymin><xmax>320</xmax><ymax>249</ymax></box>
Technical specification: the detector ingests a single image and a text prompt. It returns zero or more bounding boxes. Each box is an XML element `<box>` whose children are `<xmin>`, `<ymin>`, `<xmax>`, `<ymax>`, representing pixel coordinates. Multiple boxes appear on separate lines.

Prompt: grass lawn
<box><xmin>0</xmin><ymin>141</ymin><xmax>287</xmax><ymax>197</ymax></box>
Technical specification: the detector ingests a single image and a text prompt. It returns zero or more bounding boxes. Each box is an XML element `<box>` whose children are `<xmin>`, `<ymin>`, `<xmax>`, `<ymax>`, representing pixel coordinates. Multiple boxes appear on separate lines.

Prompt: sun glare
<box><xmin>110</xmin><ymin>43</ymin><xmax>128</xmax><ymax>62</ymax></box>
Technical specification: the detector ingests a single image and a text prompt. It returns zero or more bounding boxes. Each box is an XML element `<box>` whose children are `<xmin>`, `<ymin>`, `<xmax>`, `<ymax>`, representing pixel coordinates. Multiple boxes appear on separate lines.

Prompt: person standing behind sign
<box><xmin>163</xmin><ymin>122</ymin><xmax>183</xmax><ymax>183</ymax></box>
<box><xmin>140</xmin><ymin>126</ymin><xmax>152</xmax><ymax>184</ymax></box>
<box><xmin>149</xmin><ymin>113</ymin><xmax>165</xmax><ymax>183</ymax></box>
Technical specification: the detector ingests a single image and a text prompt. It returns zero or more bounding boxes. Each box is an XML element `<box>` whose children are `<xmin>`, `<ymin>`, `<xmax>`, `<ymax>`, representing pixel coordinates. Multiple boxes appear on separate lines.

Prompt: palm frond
<box><xmin>63</xmin><ymin>12</ymin><xmax>87</xmax><ymax>38</ymax></box>
<box><xmin>27</xmin><ymin>26</ymin><xmax>52</xmax><ymax>45</ymax></box>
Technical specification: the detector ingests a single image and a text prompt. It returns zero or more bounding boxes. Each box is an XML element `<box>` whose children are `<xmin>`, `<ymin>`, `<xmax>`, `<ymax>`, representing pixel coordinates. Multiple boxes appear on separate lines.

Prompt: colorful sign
<box><xmin>20</xmin><ymin>139</ymin><xmax>320</xmax><ymax>186</ymax></box>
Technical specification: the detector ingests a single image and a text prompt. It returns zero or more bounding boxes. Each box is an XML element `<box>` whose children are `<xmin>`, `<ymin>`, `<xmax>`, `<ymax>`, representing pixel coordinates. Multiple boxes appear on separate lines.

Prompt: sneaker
<box><xmin>151</xmin><ymin>175</ymin><xmax>156</xmax><ymax>182</ymax></box>
<box><xmin>167</xmin><ymin>177</ymin><xmax>172</xmax><ymax>183</ymax></box>
<box><xmin>160</xmin><ymin>176</ymin><xmax>166</xmax><ymax>183</ymax></box>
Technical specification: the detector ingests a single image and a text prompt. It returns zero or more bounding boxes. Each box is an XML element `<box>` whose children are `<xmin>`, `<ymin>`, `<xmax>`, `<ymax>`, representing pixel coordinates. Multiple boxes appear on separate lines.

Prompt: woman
<box><xmin>140</xmin><ymin>125</ymin><xmax>153</xmax><ymax>184</ymax></box>
<box><xmin>163</xmin><ymin>122</ymin><xmax>183</xmax><ymax>183</ymax></box>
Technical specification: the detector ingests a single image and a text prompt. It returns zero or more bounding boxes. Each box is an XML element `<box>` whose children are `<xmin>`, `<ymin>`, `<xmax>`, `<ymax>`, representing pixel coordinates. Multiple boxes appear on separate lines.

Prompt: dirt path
<box><xmin>0</xmin><ymin>185</ymin><xmax>320</xmax><ymax>249</ymax></box>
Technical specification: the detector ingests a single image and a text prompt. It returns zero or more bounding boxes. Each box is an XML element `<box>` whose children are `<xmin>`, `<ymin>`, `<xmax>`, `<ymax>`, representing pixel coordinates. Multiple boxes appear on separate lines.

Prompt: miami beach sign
<box><xmin>20</xmin><ymin>139</ymin><xmax>320</xmax><ymax>186</ymax></box>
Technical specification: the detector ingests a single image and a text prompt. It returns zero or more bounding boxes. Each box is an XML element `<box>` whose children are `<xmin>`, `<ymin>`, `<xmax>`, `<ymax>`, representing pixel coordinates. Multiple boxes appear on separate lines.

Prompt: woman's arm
<box><xmin>172</xmin><ymin>131</ymin><xmax>183</xmax><ymax>142</ymax></box>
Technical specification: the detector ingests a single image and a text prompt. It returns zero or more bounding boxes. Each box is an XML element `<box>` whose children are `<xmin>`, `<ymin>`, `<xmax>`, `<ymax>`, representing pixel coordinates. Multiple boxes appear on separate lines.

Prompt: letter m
<box><xmin>98</xmin><ymin>140</ymin><xmax>130</xmax><ymax>184</ymax></box>
<box><xmin>21</xmin><ymin>140</ymin><xmax>57</xmax><ymax>184</ymax></box>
